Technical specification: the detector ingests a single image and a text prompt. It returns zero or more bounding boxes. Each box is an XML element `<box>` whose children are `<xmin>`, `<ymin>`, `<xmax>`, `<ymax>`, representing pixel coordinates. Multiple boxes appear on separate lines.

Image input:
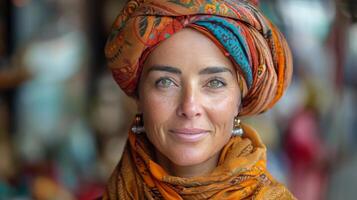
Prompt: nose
<box><xmin>176</xmin><ymin>86</ymin><xmax>202</xmax><ymax>119</ymax></box>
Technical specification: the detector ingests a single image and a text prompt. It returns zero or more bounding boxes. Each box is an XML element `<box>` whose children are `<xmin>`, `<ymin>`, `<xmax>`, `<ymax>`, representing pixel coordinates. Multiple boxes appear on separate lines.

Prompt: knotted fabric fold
<box><xmin>102</xmin><ymin>124</ymin><xmax>296</xmax><ymax>199</ymax></box>
<box><xmin>105</xmin><ymin>0</ymin><xmax>293</xmax><ymax>116</ymax></box>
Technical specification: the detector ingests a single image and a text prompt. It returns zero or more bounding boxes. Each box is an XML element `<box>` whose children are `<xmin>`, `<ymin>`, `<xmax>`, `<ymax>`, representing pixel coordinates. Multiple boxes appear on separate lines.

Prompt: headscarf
<box><xmin>105</xmin><ymin>0</ymin><xmax>293</xmax><ymax>116</ymax></box>
<box><xmin>102</xmin><ymin>124</ymin><xmax>296</xmax><ymax>199</ymax></box>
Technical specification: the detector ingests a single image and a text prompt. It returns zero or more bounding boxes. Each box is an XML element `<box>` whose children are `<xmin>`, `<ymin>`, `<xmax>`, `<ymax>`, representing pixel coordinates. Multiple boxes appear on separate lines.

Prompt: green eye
<box><xmin>156</xmin><ymin>78</ymin><xmax>175</xmax><ymax>88</ymax></box>
<box><xmin>207</xmin><ymin>79</ymin><xmax>225</xmax><ymax>88</ymax></box>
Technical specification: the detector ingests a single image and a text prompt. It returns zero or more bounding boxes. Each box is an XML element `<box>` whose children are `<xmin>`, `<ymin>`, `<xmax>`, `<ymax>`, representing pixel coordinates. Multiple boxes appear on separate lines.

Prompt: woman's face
<box><xmin>137</xmin><ymin>28</ymin><xmax>241</xmax><ymax>168</ymax></box>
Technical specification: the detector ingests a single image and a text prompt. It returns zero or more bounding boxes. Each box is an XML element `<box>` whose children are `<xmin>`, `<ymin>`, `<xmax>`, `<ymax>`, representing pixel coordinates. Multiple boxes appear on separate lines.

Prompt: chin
<box><xmin>166</xmin><ymin>148</ymin><xmax>214</xmax><ymax>166</ymax></box>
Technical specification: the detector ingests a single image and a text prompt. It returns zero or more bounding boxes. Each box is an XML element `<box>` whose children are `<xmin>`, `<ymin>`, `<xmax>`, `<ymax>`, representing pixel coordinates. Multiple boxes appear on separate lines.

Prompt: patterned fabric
<box><xmin>102</xmin><ymin>124</ymin><xmax>296</xmax><ymax>199</ymax></box>
<box><xmin>105</xmin><ymin>0</ymin><xmax>293</xmax><ymax>116</ymax></box>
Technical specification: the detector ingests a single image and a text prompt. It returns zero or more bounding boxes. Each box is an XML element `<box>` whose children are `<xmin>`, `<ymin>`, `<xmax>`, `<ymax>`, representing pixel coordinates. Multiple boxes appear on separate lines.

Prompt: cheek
<box><xmin>204</xmin><ymin>92</ymin><xmax>239</xmax><ymax>134</ymax></box>
<box><xmin>139</xmin><ymin>90</ymin><xmax>178</xmax><ymax>139</ymax></box>
<box><xmin>206</xmin><ymin>91</ymin><xmax>240</xmax><ymax>118</ymax></box>
<box><xmin>139</xmin><ymin>91</ymin><xmax>181</xmax><ymax>158</ymax></box>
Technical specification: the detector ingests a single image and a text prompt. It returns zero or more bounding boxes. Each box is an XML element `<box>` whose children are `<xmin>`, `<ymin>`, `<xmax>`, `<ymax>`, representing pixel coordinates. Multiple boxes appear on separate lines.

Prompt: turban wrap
<box><xmin>105</xmin><ymin>0</ymin><xmax>293</xmax><ymax>116</ymax></box>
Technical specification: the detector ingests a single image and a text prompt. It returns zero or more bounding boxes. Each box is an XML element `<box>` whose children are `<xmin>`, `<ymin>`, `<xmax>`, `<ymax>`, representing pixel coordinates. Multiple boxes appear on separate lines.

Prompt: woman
<box><xmin>103</xmin><ymin>0</ymin><xmax>295</xmax><ymax>199</ymax></box>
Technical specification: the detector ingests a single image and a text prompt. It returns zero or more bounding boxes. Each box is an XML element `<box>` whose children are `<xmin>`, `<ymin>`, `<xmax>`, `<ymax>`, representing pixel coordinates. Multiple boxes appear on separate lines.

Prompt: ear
<box><xmin>235</xmin><ymin>104</ymin><xmax>240</xmax><ymax>117</ymax></box>
<box><xmin>235</xmin><ymin>86</ymin><xmax>243</xmax><ymax>116</ymax></box>
<box><xmin>134</xmin><ymin>97</ymin><xmax>142</xmax><ymax>113</ymax></box>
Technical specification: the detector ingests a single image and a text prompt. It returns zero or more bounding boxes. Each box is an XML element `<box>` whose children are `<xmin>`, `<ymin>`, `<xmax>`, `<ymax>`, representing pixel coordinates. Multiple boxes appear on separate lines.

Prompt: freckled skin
<box><xmin>137</xmin><ymin>28</ymin><xmax>241</xmax><ymax>177</ymax></box>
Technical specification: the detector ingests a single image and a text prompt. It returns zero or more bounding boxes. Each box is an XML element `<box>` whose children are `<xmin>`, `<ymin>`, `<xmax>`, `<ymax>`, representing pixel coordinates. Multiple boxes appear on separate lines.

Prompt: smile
<box><xmin>169</xmin><ymin>128</ymin><xmax>210</xmax><ymax>143</ymax></box>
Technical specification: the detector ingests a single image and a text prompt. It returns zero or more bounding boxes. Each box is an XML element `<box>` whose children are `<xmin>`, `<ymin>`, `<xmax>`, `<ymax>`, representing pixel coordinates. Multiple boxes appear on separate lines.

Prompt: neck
<box><xmin>155</xmin><ymin>150</ymin><xmax>221</xmax><ymax>178</ymax></box>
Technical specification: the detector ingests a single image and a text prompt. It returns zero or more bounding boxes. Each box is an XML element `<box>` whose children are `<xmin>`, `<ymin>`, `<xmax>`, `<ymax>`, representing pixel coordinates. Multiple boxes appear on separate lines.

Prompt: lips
<box><xmin>169</xmin><ymin>128</ymin><xmax>210</xmax><ymax>142</ymax></box>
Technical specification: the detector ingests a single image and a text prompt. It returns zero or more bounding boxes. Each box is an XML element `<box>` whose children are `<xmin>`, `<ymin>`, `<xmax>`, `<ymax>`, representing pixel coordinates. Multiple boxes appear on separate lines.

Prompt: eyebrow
<box><xmin>199</xmin><ymin>67</ymin><xmax>233</xmax><ymax>75</ymax></box>
<box><xmin>147</xmin><ymin>65</ymin><xmax>182</xmax><ymax>74</ymax></box>
<box><xmin>147</xmin><ymin>65</ymin><xmax>233</xmax><ymax>75</ymax></box>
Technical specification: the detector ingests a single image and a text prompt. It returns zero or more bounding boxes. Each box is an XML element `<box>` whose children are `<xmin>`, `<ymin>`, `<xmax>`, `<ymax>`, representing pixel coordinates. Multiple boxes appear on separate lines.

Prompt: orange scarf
<box><xmin>102</xmin><ymin>124</ymin><xmax>296</xmax><ymax>199</ymax></box>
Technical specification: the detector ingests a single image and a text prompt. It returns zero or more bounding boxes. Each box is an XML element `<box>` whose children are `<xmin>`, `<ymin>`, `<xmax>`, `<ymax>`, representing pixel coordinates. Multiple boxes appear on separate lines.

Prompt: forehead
<box><xmin>142</xmin><ymin>28</ymin><xmax>235</xmax><ymax>73</ymax></box>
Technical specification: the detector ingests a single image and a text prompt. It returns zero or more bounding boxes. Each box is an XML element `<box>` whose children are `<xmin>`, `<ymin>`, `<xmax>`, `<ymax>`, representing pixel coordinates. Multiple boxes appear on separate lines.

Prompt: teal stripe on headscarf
<box><xmin>193</xmin><ymin>16</ymin><xmax>253</xmax><ymax>87</ymax></box>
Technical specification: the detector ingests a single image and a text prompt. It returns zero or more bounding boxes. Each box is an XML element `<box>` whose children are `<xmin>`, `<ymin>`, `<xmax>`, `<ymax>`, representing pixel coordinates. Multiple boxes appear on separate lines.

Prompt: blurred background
<box><xmin>0</xmin><ymin>0</ymin><xmax>356</xmax><ymax>199</ymax></box>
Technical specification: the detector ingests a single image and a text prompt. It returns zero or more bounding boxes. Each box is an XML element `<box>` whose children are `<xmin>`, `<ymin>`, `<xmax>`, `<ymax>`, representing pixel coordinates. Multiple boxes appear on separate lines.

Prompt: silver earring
<box><xmin>131</xmin><ymin>114</ymin><xmax>145</xmax><ymax>134</ymax></box>
<box><xmin>232</xmin><ymin>117</ymin><xmax>243</xmax><ymax>136</ymax></box>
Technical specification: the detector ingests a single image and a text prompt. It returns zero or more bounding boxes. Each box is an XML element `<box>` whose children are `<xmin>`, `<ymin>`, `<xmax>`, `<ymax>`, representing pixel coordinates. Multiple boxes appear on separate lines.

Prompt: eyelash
<box><xmin>206</xmin><ymin>77</ymin><xmax>227</xmax><ymax>89</ymax></box>
<box><xmin>155</xmin><ymin>77</ymin><xmax>177</xmax><ymax>88</ymax></box>
<box><xmin>154</xmin><ymin>77</ymin><xmax>227</xmax><ymax>89</ymax></box>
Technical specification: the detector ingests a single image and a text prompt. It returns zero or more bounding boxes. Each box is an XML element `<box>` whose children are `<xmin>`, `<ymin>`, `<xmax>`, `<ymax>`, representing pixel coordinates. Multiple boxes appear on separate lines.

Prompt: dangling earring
<box><xmin>232</xmin><ymin>117</ymin><xmax>243</xmax><ymax>136</ymax></box>
<box><xmin>131</xmin><ymin>114</ymin><xmax>145</xmax><ymax>134</ymax></box>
